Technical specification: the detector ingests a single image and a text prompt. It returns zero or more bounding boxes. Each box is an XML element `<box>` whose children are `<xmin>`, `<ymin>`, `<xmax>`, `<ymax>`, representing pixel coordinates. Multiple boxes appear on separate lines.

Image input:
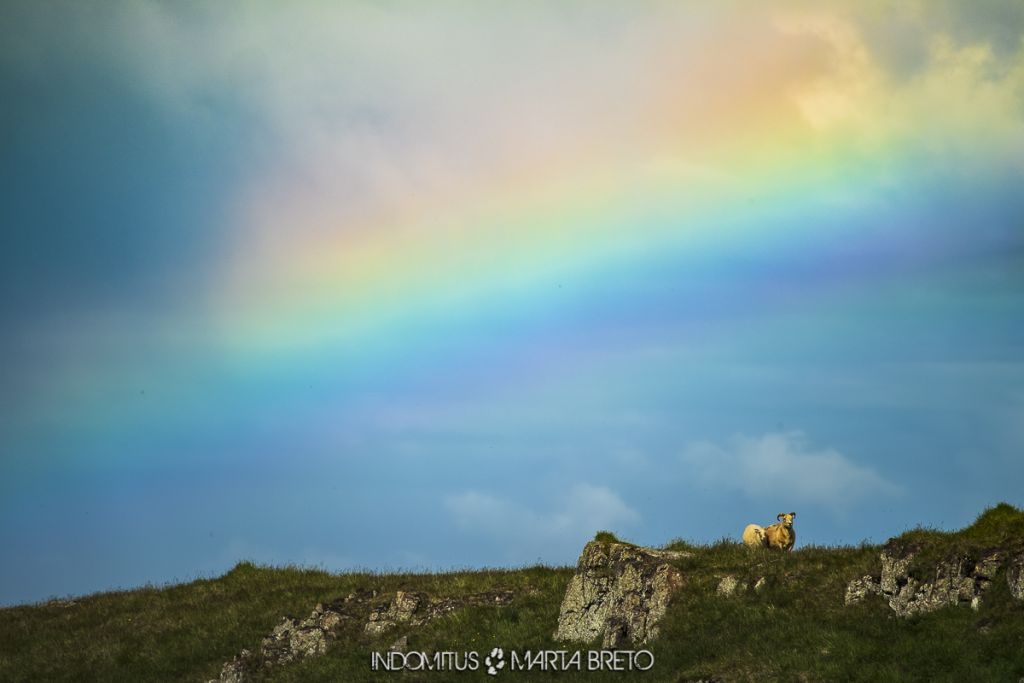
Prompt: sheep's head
<box><xmin>776</xmin><ymin>512</ymin><xmax>796</xmax><ymax>527</ymax></box>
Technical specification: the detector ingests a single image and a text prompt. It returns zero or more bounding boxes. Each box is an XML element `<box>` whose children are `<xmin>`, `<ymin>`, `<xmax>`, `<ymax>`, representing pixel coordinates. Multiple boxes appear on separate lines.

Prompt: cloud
<box><xmin>857</xmin><ymin>0</ymin><xmax>1024</xmax><ymax>65</ymax></box>
<box><xmin>680</xmin><ymin>431</ymin><xmax>901</xmax><ymax>509</ymax></box>
<box><xmin>777</xmin><ymin>5</ymin><xmax>1024</xmax><ymax>165</ymax></box>
<box><xmin>9</xmin><ymin>2</ymin><xmax>1017</xmax><ymax>321</ymax></box>
<box><xmin>445</xmin><ymin>483</ymin><xmax>640</xmax><ymax>561</ymax></box>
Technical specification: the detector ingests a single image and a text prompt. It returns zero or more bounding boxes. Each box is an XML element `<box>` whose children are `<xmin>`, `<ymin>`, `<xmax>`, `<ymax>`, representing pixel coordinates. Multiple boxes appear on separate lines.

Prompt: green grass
<box><xmin>0</xmin><ymin>564</ymin><xmax>571</xmax><ymax>682</ymax></box>
<box><xmin>592</xmin><ymin>530</ymin><xmax>622</xmax><ymax>545</ymax></box>
<box><xmin>2</xmin><ymin>505</ymin><xmax>1023</xmax><ymax>681</ymax></box>
<box><xmin>652</xmin><ymin>541</ymin><xmax>1023</xmax><ymax>682</ymax></box>
<box><xmin>884</xmin><ymin>503</ymin><xmax>1024</xmax><ymax>580</ymax></box>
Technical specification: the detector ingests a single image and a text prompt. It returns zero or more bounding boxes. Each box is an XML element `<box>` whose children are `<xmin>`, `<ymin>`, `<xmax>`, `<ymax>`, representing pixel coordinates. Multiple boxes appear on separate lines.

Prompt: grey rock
<box><xmin>364</xmin><ymin>589</ymin><xmax>514</xmax><ymax>636</ymax></box>
<box><xmin>974</xmin><ymin>553</ymin><xmax>1003</xmax><ymax>580</ymax></box>
<box><xmin>879</xmin><ymin>552</ymin><xmax>913</xmax><ymax>595</ymax></box>
<box><xmin>213</xmin><ymin>649</ymin><xmax>253</xmax><ymax>683</ymax></box>
<box><xmin>213</xmin><ymin>593</ymin><xmax>371</xmax><ymax>682</ymax></box>
<box><xmin>602</xmin><ymin>617</ymin><xmax>630</xmax><ymax>649</ymax></box>
<box><xmin>1007</xmin><ymin>554</ymin><xmax>1024</xmax><ymax>601</ymax></box>
<box><xmin>365</xmin><ymin>591</ymin><xmax>424</xmax><ymax>635</ymax></box>
<box><xmin>214</xmin><ymin>587</ymin><xmax>515</xmax><ymax>681</ymax></box>
<box><xmin>260</xmin><ymin>608</ymin><xmax>339</xmax><ymax>666</ymax></box>
<box><xmin>845</xmin><ymin>548</ymin><xmax>1008</xmax><ymax>617</ymax></box>
<box><xmin>716</xmin><ymin>575</ymin><xmax>746</xmax><ymax>597</ymax></box>
<box><xmin>844</xmin><ymin>575</ymin><xmax>881</xmax><ymax>606</ymax></box>
<box><xmin>554</xmin><ymin>540</ymin><xmax>685</xmax><ymax>647</ymax></box>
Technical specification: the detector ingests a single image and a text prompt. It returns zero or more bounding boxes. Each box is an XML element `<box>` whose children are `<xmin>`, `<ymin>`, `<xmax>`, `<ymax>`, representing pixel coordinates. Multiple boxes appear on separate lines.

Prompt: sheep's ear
<box><xmin>777</xmin><ymin>513</ymin><xmax>785</xmax><ymax>521</ymax></box>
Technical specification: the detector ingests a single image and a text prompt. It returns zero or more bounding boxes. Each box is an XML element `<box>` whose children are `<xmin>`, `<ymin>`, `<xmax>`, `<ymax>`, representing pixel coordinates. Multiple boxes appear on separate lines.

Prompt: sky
<box><xmin>1</xmin><ymin>1</ymin><xmax>1023</xmax><ymax>606</ymax></box>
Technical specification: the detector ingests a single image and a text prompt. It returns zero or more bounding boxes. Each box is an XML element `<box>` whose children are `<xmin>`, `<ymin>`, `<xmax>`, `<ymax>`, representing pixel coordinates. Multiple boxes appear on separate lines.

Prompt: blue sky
<box><xmin>1</xmin><ymin>1</ymin><xmax>1023</xmax><ymax>605</ymax></box>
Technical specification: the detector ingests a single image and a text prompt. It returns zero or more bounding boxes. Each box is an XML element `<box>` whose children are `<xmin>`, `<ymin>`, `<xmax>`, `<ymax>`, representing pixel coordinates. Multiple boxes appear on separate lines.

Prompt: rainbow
<box><xmin>11</xmin><ymin>2</ymin><xmax>1024</xmax><ymax>473</ymax></box>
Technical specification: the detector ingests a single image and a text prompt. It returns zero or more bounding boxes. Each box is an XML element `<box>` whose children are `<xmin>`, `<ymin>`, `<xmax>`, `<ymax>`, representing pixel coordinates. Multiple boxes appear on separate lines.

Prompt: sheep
<box><xmin>764</xmin><ymin>512</ymin><xmax>797</xmax><ymax>551</ymax></box>
<box><xmin>743</xmin><ymin>512</ymin><xmax>797</xmax><ymax>551</ymax></box>
<box><xmin>742</xmin><ymin>523</ymin><xmax>768</xmax><ymax>548</ymax></box>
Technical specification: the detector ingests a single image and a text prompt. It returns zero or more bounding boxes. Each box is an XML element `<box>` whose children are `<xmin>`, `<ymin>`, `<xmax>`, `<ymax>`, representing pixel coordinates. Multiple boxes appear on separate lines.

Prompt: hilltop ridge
<box><xmin>2</xmin><ymin>504</ymin><xmax>1023</xmax><ymax>681</ymax></box>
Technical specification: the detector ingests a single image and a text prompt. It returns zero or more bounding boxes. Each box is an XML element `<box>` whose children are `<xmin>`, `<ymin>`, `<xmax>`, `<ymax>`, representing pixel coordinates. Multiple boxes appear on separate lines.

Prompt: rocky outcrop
<box><xmin>365</xmin><ymin>589</ymin><xmax>514</xmax><ymax>635</ymax></box>
<box><xmin>213</xmin><ymin>590</ymin><xmax>377</xmax><ymax>682</ymax></box>
<box><xmin>554</xmin><ymin>540</ymin><xmax>687</xmax><ymax>648</ymax></box>
<box><xmin>212</xmin><ymin>588</ymin><xmax>515</xmax><ymax>682</ymax></box>
<box><xmin>845</xmin><ymin>546</ymin><xmax>1011</xmax><ymax>617</ymax></box>
<box><xmin>844</xmin><ymin>575</ymin><xmax>881</xmax><ymax>606</ymax></box>
<box><xmin>1008</xmin><ymin>553</ymin><xmax>1024</xmax><ymax>601</ymax></box>
<box><xmin>365</xmin><ymin>590</ymin><xmax>424</xmax><ymax>635</ymax></box>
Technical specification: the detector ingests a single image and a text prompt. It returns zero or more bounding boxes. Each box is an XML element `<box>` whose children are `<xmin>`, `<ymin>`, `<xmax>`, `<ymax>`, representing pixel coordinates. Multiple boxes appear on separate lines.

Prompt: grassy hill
<box><xmin>2</xmin><ymin>505</ymin><xmax>1023</xmax><ymax>682</ymax></box>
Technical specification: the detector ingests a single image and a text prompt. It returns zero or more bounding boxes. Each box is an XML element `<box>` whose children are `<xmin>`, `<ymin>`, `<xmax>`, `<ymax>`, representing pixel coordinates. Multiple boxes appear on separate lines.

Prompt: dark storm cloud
<box><xmin>0</xmin><ymin>3</ymin><xmax>260</xmax><ymax>322</ymax></box>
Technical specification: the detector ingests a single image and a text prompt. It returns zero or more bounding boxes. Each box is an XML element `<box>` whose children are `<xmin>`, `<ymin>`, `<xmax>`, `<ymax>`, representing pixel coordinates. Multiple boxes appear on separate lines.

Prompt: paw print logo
<box><xmin>485</xmin><ymin>647</ymin><xmax>505</xmax><ymax>676</ymax></box>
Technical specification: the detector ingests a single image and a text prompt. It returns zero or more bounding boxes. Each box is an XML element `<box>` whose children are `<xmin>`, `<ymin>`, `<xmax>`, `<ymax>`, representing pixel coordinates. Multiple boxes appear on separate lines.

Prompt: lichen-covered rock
<box><xmin>364</xmin><ymin>589</ymin><xmax>514</xmax><ymax>635</ymax></box>
<box><xmin>879</xmin><ymin>552</ymin><xmax>913</xmax><ymax>596</ymax></box>
<box><xmin>896</xmin><ymin>559</ymin><xmax>973</xmax><ymax>616</ymax></box>
<box><xmin>845</xmin><ymin>548</ymin><xmax>1006</xmax><ymax>616</ymax></box>
<box><xmin>844</xmin><ymin>575</ymin><xmax>881</xmax><ymax>606</ymax></box>
<box><xmin>365</xmin><ymin>591</ymin><xmax>424</xmax><ymax>635</ymax></box>
<box><xmin>212</xmin><ymin>648</ymin><xmax>253</xmax><ymax>683</ymax></box>
<box><xmin>974</xmin><ymin>553</ymin><xmax>1003</xmax><ymax>580</ymax></box>
<box><xmin>1007</xmin><ymin>554</ymin><xmax>1024</xmax><ymax>601</ymax></box>
<box><xmin>213</xmin><ymin>588</ymin><xmax>516</xmax><ymax>682</ymax></box>
<box><xmin>716</xmin><ymin>575</ymin><xmax>746</xmax><ymax>597</ymax></box>
<box><xmin>210</xmin><ymin>591</ymin><xmax>373</xmax><ymax>682</ymax></box>
<box><xmin>554</xmin><ymin>540</ymin><xmax>686</xmax><ymax>647</ymax></box>
<box><xmin>262</xmin><ymin>614</ymin><xmax>328</xmax><ymax>661</ymax></box>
